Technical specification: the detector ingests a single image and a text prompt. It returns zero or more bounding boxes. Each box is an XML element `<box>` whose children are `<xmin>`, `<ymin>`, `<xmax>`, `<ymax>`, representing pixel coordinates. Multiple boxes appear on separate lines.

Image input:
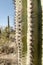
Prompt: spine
<box><xmin>27</xmin><ymin>0</ymin><xmax>33</xmax><ymax>65</ymax></box>
<box><xmin>13</xmin><ymin>0</ymin><xmax>22</xmax><ymax>65</ymax></box>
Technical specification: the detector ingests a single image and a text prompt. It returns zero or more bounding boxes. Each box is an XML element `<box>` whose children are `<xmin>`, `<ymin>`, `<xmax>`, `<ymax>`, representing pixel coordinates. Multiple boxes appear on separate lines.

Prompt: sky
<box><xmin>0</xmin><ymin>0</ymin><xmax>14</xmax><ymax>28</ymax></box>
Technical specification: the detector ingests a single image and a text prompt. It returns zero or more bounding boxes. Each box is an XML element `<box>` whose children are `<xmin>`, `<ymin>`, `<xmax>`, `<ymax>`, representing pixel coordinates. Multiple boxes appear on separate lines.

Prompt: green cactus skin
<box><xmin>13</xmin><ymin>0</ymin><xmax>42</xmax><ymax>65</ymax></box>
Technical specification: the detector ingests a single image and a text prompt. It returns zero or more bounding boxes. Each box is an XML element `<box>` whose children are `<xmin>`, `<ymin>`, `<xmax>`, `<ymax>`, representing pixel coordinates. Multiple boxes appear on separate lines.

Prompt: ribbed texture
<box><xmin>13</xmin><ymin>0</ymin><xmax>22</xmax><ymax>65</ymax></box>
<box><xmin>27</xmin><ymin>0</ymin><xmax>34</xmax><ymax>65</ymax></box>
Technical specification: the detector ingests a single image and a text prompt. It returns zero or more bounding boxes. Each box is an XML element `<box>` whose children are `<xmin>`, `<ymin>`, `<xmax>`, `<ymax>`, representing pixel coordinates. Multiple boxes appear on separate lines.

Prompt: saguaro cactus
<box><xmin>13</xmin><ymin>0</ymin><xmax>42</xmax><ymax>65</ymax></box>
<box><xmin>13</xmin><ymin>0</ymin><xmax>22</xmax><ymax>65</ymax></box>
<box><xmin>27</xmin><ymin>0</ymin><xmax>39</xmax><ymax>65</ymax></box>
<box><xmin>6</xmin><ymin>16</ymin><xmax>10</xmax><ymax>38</ymax></box>
<box><xmin>8</xmin><ymin>16</ymin><xmax>10</xmax><ymax>29</ymax></box>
